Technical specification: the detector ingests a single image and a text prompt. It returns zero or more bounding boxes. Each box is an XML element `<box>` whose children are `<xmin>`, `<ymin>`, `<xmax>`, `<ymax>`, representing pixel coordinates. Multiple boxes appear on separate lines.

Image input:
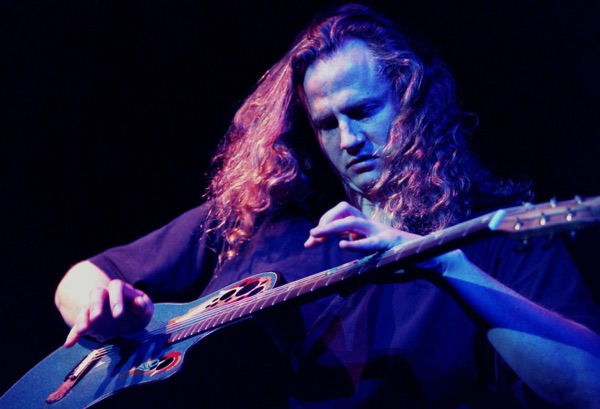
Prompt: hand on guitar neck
<box><xmin>304</xmin><ymin>201</ymin><xmax>460</xmax><ymax>274</ymax></box>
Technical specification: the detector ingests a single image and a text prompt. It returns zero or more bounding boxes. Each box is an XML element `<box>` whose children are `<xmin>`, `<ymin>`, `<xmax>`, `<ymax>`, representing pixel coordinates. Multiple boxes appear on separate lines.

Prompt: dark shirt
<box><xmin>90</xmin><ymin>204</ymin><xmax>600</xmax><ymax>408</ymax></box>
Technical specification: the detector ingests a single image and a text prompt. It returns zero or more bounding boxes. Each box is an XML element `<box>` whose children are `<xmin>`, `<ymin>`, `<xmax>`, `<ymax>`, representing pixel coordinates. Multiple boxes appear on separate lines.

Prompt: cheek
<box><xmin>317</xmin><ymin>135</ymin><xmax>339</xmax><ymax>160</ymax></box>
<box><xmin>317</xmin><ymin>137</ymin><xmax>346</xmax><ymax>173</ymax></box>
<box><xmin>372</xmin><ymin>114</ymin><xmax>395</xmax><ymax>146</ymax></box>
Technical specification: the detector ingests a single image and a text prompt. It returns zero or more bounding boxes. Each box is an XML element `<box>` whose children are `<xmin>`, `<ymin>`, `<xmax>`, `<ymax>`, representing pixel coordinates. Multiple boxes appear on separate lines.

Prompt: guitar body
<box><xmin>1</xmin><ymin>272</ymin><xmax>279</xmax><ymax>408</ymax></box>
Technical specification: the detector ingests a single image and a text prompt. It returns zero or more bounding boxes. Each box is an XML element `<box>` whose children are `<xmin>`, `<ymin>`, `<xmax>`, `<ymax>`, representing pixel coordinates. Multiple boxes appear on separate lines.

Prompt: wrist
<box><xmin>435</xmin><ymin>249</ymin><xmax>466</xmax><ymax>277</ymax></box>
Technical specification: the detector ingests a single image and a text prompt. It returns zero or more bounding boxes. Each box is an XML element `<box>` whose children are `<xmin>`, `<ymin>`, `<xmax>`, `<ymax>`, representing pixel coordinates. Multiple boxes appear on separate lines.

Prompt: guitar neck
<box><xmin>256</xmin><ymin>209</ymin><xmax>503</xmax><ymax>302</ymax></box>
<box><xmin>166</xmin><ymin>210</ymin><xmax>501</xmax><ymax>343</ymax></box>
<box><xmin>166</xmin><ymin>196</ymin><xmax>600</xmax><ymax>343</ymax></box>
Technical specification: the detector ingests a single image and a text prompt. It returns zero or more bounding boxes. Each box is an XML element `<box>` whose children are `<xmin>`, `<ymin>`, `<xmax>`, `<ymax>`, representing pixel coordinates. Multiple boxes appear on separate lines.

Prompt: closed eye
<box><xmin>314</xmin><ymin>117</ymin><xmax>338</xmax><ymax>131</ymax></box>
<box><xmin>347</xmin><ymin>102</ymin><xmax>380</xmax><ymax>121</ymax></box>
<box><xmin>312</xmin><ymin>100</ymin><xmax>383</xmax><ymax>132</ymax></box>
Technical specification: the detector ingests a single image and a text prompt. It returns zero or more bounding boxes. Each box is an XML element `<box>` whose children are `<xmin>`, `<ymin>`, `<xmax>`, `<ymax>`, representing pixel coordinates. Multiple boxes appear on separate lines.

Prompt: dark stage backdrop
<box><xmin>1</xmin><ymin>0</ymin><xmax>598</xmax><ymax>398</ymax></box>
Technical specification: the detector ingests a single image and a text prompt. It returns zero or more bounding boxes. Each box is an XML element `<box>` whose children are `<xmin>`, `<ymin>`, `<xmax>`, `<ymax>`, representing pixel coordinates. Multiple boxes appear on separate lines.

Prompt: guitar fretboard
<box><xmin>166</xmin><ymin>211</ymin><xmax>501</xmax><ymax>343</ymax></box>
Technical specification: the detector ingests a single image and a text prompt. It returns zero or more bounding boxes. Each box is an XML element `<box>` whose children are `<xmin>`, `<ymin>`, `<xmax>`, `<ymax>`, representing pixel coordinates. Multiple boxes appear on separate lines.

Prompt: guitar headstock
<box><xmin>489</xmin><ymin>195</ymin><xmax>600</xmax><ymax>238</ymax></box>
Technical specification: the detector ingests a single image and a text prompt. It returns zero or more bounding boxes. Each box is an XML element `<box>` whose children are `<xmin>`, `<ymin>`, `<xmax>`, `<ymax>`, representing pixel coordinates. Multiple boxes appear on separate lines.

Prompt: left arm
<box><xmin>306</xmin><ymin>202</ymin><xmax>600</xmax><ymax>407</ymax></box>
<box><xmin>436</xmin><ymin>252</ymin><xmax>600</xmax><ymax>407</ymax></box>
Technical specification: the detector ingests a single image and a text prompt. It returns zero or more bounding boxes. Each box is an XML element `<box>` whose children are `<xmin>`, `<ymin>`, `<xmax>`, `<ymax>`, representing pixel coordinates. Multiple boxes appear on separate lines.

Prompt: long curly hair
<box><xmin>206</xmin><ymin>4</ymin><xmax>528</xmax><ymax>261</ymax></box>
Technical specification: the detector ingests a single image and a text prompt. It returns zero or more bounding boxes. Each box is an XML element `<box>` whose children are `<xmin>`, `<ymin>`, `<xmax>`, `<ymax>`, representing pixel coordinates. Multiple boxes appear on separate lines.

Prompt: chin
<box><xmin>355</xmin><ymin>174</ymin><xmax>380</xmax><ymax>190</ymax></box>
<box><xmin>347</xmin><ymin>179</ymin><xmax>378</xmax><ymax>197</ymax></box>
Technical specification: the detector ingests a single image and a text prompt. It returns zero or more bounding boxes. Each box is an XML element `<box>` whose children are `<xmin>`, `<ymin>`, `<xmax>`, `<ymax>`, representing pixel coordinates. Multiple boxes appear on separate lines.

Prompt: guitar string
<box><xmin>94</xmin><ymin>215</ymin><xmax>493</xmax><ymax>354</ymax></box>
<box><xmin>136</xmin><ymin>251</ymin><xmax>385</xmax><ymax>345</ymax></box>
<box><xmin>139</xmin><ymin>264</ymin><xmax>350</xmax><ymax>342</ymax></box>
<box><xmin>130</xmin><ymin>216</ymin><xmax>488</xmax><ymax>343</ymax></box>
<box><xmin>86</xmin><ymin>268</ymin><xmax>337</xmax><ymax>360</ymax></box>
<box><xmin>90</xmin><ymin>267</ymin><xmax>347</xmax><ymax>358</ymax></box>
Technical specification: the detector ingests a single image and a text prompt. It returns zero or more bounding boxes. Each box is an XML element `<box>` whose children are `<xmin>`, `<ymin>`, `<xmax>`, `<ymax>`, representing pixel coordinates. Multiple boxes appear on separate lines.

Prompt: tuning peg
<box><xmin>514</xmin><ymin>219</ymin><xmax>523</xmax><ymax>231</ymax></box>
<box><xmin>575</xmin><ymin>195</ymin><xmax>583</xmax><ymax>204</ymax></box>
<box><xmin>566</xmin><ymin>209</ymin><xmax>574</xmax><ymax>222</ymax></box>
<box><xmin>550</xmin><ymin>197</ymin><xmax>557</xmax><ymax>207</ymax></box>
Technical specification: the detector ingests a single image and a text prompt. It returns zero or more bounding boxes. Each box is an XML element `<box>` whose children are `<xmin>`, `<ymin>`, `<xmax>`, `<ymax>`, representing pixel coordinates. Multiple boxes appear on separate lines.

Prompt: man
<box><xmin>55</xmin><ymin>4</ymin><xmax>600</xmax><ymax>407</ymax></box>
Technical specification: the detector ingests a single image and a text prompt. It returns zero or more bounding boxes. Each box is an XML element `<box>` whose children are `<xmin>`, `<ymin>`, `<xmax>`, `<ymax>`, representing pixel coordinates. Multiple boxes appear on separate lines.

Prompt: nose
<box><xmin>339</xmin><ymin>119</ymin><xmax>365</xmax><ymax>152</ymax></box>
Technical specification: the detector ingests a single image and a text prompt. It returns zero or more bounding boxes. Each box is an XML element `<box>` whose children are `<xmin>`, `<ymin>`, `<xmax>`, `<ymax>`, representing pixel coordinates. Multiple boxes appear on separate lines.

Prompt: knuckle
<box><xmin>107</xmin><ymin>279</ymin><xmax>124</xmax><ymax>291</ymax></box>
<box><xmin>88</xmin><ymin>286</ymin><xmax>103</xmax><ymax>298</ymax></box>
<box><xmin>337</xmin><ymin>201</ymin><xmax>351</xmax><ymax>209</ymax></box>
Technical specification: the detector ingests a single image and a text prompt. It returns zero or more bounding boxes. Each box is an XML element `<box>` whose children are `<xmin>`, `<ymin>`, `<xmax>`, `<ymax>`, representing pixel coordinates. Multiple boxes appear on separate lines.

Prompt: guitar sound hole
<box><xmin>236</xmin><ymin>281</ymin><xmax>259</xmax><ymax>296</ymax></box>
<box><xmin>155</xmin><ymin>357</ymin><xmax>175</xmax><ymax>371</ymax></box>
<box><xmin>219</xmin><ymin>290</ymin><xmax>236</xmax><ymax>301</ymax></box>
<box><xmin>248</xmin><ymin>287</ymin><xmax>264</xmax><ymax>297</ymax></box>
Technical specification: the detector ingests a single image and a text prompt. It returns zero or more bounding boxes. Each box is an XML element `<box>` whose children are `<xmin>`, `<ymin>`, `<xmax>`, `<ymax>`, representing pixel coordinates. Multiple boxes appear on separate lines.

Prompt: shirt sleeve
<box><xmin>463</xmin><ymin>234</ymin><xmax>600</xmax><ymax>333</ymax></box>
<box><xmin>88</xmin><ymin>204</ymin><xmax>221</xmax><ymax>303</ymax></box>
<box><xmin>463</xmin><ymin>234</ymin><xmax>600</xmax><ymax>406</ymax></box>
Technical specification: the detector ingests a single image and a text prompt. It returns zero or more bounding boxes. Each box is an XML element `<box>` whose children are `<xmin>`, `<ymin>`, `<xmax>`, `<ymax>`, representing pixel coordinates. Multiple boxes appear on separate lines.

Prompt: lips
<box><xmin>347</xmin><ymin>155</ymin><xmax>378</xmax><ymax>171</ymax></box>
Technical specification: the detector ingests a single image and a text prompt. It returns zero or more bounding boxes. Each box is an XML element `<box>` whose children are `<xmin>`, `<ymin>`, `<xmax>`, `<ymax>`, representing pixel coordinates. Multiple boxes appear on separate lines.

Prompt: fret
<box><xmin>230</xmin><ymin>304</ymin><xmax>243</xmax><ymax>320</ymax></box>
<box><xmin>282</xmin><ymin>284</ymin><xmax>292</xmax><ymax>301</ymax></box>
<box><xmin>257</xmin><ymin>295</ymin><xmax>270</xmax><ymax>310</ymax></box>
<box><xmin>238</xmin><ymin>301</ymin><xmax>252</xmax><ymax>317</ymax></box>
<box><xmin>324</xmin><ymin>270</ymin><xmax>338</xmax><ymax>285</ymax></box>
<box><xmin>269</xmin><ymin>291</ymin><xmax>285</xmax><ymax>306</ymax></box>
<box><xmin>203</xmin><ymin>315</ymin><xmax>219</xmax><ymax>332</ymax></box>
<box><xmin>267</xmin><ymin>292</ymin><xmax>280</xmax><ymax>307</ymax></box>
<box><xmin>183</xmin><ymin>324</ymin><xmax>195</xmax><ymax>337</ymax></box>
<box><xmin>185</xmin><ymin>325</ymin><xmax>198</xmax><ymax>338</ymax></box>
<box><xmin>219</xmin><ymin>309</ymin><xmax>232</xmax><ymax>325</ymax></box>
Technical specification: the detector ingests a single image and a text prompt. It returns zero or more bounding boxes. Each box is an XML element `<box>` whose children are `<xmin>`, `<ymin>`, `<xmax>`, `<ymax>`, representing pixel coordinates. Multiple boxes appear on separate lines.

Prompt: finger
<box><xmin>74</xmin><ymin>304</ymin><xmax>91</xmax><ymax>334</ymax></box>
<box><xmin>65</xmin><ymin>305</ymin><xmax>90</xmax><ymax>347</ymax></box>
<box><xmin>119</xmin><ymin>282</ymin><xmax>152</xmax><ymax>316</ymax></box>
<box><xmin>88</xmin><ymin>287</ymin><xmax>108</xmax><ymax>321</ymax></box>
<box><xmin>311</xmin><ymin>216</ymin><xmax>373</xmax><ymax>238</ymax></box>
<box><xmin>317</xmin><ymin>202</ymin><xmax>365</xmax><ymax>226</ymax></box>
<box><xmin>342</xmin><ymin>228</ymin><xmax>422</xmax><ymax>252</ymax></box>
<box><xmin>132</xmin><ymin>294</ymin><xmax>145</xmax><ymax>310</ymax></box>
<box><xmin>339</xmin><ymin>235</ymin><xmax>386</xmax><ymax>252</ymax></box>
<box><xmin>64</xmin><ymin>326</ymin><xmax>80</xmax><ymax>348</ymax></box>
<box><xmin>306</xmin><ymin>203</ymin><xmax>368</xmax><ymax>248</ymax></box>
<box><xmin>306</xmin><ymin>217</ymin><xmax>371</xmax><ymax>249</ymax></box>
<box><xmin>304</xmin><ymin>235</ymin><xmax>326</xmax><ymax>248</ymax></box>
<box><xmin>107</xmin><ymin>279</ymin><xmax>126</xmax><ymax>318</ymax></box>
<box><xmin>132</xmin><ymin>293</ymin><xmax>153</xmax><ymax>317</ymax></box>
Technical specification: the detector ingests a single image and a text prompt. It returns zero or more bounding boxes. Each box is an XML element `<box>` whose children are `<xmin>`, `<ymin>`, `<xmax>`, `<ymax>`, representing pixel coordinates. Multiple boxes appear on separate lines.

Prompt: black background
<box><xmin>1</xmin><ymin>0</ymin><xmax>599</xmax><ymax>397</ymax></box>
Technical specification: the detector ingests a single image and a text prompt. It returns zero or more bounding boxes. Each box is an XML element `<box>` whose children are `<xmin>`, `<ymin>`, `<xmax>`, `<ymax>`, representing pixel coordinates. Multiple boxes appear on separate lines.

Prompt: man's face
<box><xmin>302</xmin><ymin>40</ymin><xmax>399</xmax><ymax>197</ymax></box>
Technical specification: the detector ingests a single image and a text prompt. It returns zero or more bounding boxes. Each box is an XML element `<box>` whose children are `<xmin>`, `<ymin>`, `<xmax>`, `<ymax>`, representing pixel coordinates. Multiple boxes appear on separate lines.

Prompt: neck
<box><xmin>345</xmin><ymin>188</ymin><xmax>370</xmax><ymax>213</ymax></box>
<box><xmin>346</xmin><ymin>188</ymin><xmax>394</xmax><ymax>225</ymax></box>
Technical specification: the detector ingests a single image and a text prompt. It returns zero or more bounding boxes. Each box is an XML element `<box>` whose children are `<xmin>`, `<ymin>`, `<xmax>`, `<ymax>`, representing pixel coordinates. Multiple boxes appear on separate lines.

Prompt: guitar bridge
<box><xmin>46</xmin><ymin>348</ymin><xmax>103</xmax><ymax>404</ymax></box>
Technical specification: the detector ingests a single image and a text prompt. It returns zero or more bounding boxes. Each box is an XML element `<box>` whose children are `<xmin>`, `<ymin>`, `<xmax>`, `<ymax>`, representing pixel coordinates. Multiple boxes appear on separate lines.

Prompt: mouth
<box><xmin>347</xmin><ymin>155</ymin><xmax>378</xmax><ymax>171</ymax></box>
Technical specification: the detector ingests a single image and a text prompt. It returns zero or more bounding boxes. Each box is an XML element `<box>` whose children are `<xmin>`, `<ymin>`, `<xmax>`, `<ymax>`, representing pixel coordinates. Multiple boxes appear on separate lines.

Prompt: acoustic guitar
<box><xmin>2</xmin><ymin>196</ymin><xmax>599</xmax><ymax>408</ymax></box>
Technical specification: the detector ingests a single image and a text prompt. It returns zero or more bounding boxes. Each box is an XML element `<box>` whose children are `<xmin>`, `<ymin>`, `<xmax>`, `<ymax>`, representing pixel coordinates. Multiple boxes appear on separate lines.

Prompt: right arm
<box><xmin>55</xmin><ymin>260</ymin><xmax>154</xmax><ymax>347</ymax></box>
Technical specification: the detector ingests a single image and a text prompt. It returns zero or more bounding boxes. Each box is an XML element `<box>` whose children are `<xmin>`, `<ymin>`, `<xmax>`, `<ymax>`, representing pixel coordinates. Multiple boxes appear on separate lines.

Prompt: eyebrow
<box><xmin>311</xmin><ymin>96</ymin><xmax>384</xmax><ymax>128</ymax></box>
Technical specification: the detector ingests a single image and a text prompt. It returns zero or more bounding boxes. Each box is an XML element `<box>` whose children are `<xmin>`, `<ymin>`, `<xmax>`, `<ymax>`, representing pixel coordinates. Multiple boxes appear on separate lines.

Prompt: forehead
<box><xmin>302</xmin><ymin>40</ymin><xmax>389</xmax><ymax>113</ymax></box>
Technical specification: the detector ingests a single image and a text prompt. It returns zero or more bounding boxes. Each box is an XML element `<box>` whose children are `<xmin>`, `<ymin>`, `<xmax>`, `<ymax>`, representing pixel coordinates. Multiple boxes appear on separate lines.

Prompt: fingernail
<box><xmin>112</xmin><ymin>303</ymin><xmax>122</xmax><ymax>316</ymax></box>
<box><xmin>135</xmin><ymin>296</ymin><xmax>146</xmax><ymax>310</ymax></box>
<box><xmin>65</xmin><ymin>328</ymin><xmax>77</xmax><ymax>347</ymax></box>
